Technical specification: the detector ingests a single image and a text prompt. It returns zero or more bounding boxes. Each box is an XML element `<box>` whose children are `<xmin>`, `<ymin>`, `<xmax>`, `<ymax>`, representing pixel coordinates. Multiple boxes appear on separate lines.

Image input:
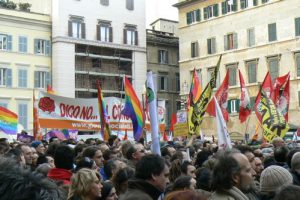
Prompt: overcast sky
<box><xmin>146</xmin><ymin>0</ymin><xmax>178</xmax><ymax>27</ymax></box>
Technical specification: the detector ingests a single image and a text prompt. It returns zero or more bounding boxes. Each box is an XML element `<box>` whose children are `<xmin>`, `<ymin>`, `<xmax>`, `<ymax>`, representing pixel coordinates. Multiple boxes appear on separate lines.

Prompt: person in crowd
<box><xmin>100</xmin><ymin>181</ymin><xmax>118</xmax><ymax>200</ymax></box>
<box><xmin>30</xmin><ymin>146</ymin><xmax>39</xmax><ymax>169</ymax></box>
<box><xmin>68</xmin><ymin>168</ymin><xmax>103</xmax><ymax>200</ymax></box>
<box><xmin>121</xmin><ymin>154</ymin><xmax>170</xmax><ymax>200</ymax></box>
<box><xmin>211</xmin><ymin>150</ymin><xmax>255</xmax><ymax>200</ymax></box>
<box><xmin>0</xmin><ymin>157</ymin><xmax>63</xmax><ymax>199</ymax></box>
<box><xmin>194</xmin><ymin>149</ymin><xmax>212</xmax><ymax>168</ymax></box>
<box><xmin>172</xmin><ymin>175</ymin><xmax>197</xmax><ymax>191</ymax></box>
<box><xmin>103</xmin><ymin>158</ymin><xmax>127</xmax><ymax>181</ymax></box>
<box><xmin>36</xmin><ymin>163</ymin><xmax>52</xmax><ymax>177</ymax></box>
<box><xmin>74</xmin><ymin>156</ymin><xmax>99</xmax><ymax>172</ymax></box>
<box><xmin>0</xmin><ymin>142</ymin><xmax>10</xmax><ymax>155</ymax></box>
<box><xmin>31</xmin><ymin>140</ymin><xmax>46</xmax><ymax>155</ymax></box>
<box><xmin>260</xmin><ymin>165</ymin><xmax>293</xmax><ymax>200</ymax></box>
<box><xmin>253</xmin><ymin>157</ymin><xmax>264</xmax><ymax>184</ymax></box>
<box><xmin>271</xmin><ymin>137</ymin><xmax>285</xmax><ymax>148</ymax></box>
<box><xmin>119</xmin><ymin>189</ymin><xmax>152</xmax><ymax>200</ymax></box>
<box><xmin>36</xmin><ymin>154</ymin><xmax>55</xmax><ymax>168</ymax></box>
<box><xmin>82</xmin><ymin>146</ymin><xmax>104</xmax><ymax>168</ymax></box>
<box><xmin>85</xmin><ymin>138</ymin><xmax>97</xmax><ymax>146</ymax></box>
<box><xmin>74</xmin><ymin>143</ymin><xmax>88</xmax><ymax>159</ymax></box>
<box><xmin>273</xmin><ymin>184</ymin><xmax>300</xmax><ymax>200</ymax></box>
<box><xmin>49</xmin><ymin>136</ymin><xmax>60</xmax><ymax>144</ymax></box>
<box><xmin>4</xmin><ymin>148</ymin><xmax>26</xmax><ymax>167</ymax></box>
<box><xmin>164</xmin><ymin>190</ymin><xmax>209</xmax><ymax>200</ymax></box>
<box><xmin>181</xmin><ymin>161</ymin><xmax>196</xmax><ymax>179</ymax></box>
<box><xmin>16</xmin><ymin>144</ymin><xmax>33</xmax><ymax>169</ymax></box>
<box><xmin>125</xmin><ymin>142</ymin><xmax>146</xmax><ymax>168</ymax></box>
<box><xmin>195</xmin><ymin>167</ymin><xmax>212</xmax><ymax>196</ymax></box>
<box><xmin>287</xmin><ymin>148</ymin><xmax>300</xmax><ymax>169</ymax></box>
<box><xmin>48</xmin><ymin>144</ymin><xmax>74</xmax><ymax>185</ymax></box>
<box><xmin>290</xmin><ymin>152</ymin><xmax>300</xmax><ymax>186</ymax></box>
<box><xmin>273</xmin><ymin>146</ymin><xmax>289</xmax><ymax>169</ymax></box>
<box><xmin>169</xmin><ymin>159</ymin><xmax>182</xmax><ymax>183</ymax></box>
<box><xmin>112</xmin><ymin>166</ymin><xmax>135</xmax><ymax>196</ymax></box>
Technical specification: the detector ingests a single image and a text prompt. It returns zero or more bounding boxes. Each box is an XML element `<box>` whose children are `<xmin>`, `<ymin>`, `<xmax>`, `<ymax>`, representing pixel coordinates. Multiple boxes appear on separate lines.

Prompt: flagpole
<box><xmin>117</xmin><ymin>75</ymin><xmax>125</xmax><ymax>138</ymax></box>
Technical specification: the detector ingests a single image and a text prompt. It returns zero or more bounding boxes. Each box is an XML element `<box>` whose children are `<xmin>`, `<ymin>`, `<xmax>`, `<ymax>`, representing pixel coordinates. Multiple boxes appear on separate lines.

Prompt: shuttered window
<box><xmin>268</xmin><ymin>56</ymin><xmax>279</xmax><ymax>81</ymax></box>
<box><xmin>207</xmin><ymin>37</ymin><xmax>216</xmax><ymax>54</ymax></box>
<box><xmin>268</xmin><ymin>23</ymin><xmax>277</xmax><ymax>42</ymax></box>
<box><xmin>246</xmin><ymin>60</ymin><xmax>257</xmax><ymax>83</ymax></box>
<box><xmin>247</xmin><ymin>28</ymin><xmax>255</xmax><ymax>47</ymax></box>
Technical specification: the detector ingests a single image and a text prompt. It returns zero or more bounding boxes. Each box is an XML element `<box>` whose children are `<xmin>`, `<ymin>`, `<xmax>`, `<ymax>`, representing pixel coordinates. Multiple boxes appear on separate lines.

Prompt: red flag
<box><xmin>123</xmin><ymin>130</ymin><xmax>128</xmax><ymax>140</ymax></box>
<box><xmin>276</xmin><ymin>74</ymin><xmax>290</xmax><ymax>121</ymax></box>
<box><xmin>187</xmin><ymin>69</ymin><xmax>202</xmax><ymax>109</ymax></box>
<box><xmin>239</xmin><ymin>70</ymin><xmax>251</xmax><ymax>123</ymax></box>
<box><xmin>206</xmin><ymin>69</ymin><xmax>229</xmax><ymax>121</ymax></box>
<box><xmin>254</xmin><ymin>72</ymin><xmax>273</xmax><ymax>122</ymax></box>
<box><xmin>47</xmin><ymin>84</ymin><xmax>55</xmax><ymax>94</ymax></box>
<box><xmin>162</xmin><ymin>131</ymin><xmax>168</xmax><ymax>142</ymax></box>
<box><xmin>170</xmin><ymin>113</ymin><xmax>177</xmax><ymax>132</ymax></box>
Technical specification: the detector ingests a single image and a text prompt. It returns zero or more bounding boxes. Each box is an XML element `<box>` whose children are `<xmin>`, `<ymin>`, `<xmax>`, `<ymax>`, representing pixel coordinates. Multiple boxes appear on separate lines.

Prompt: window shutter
<box><xmin>158</xmin><ymin>50</ymin><xmax>161</xmax><ymax>63</ymax></box>
<box><xmin>68</xmin><ymin>21</ymin><xmax>73</xmax><ymax>37</ymax></box>
<box><xmin>196</xmin><ymin>9</ymin><xmax>201</xmax><ymax>22</ymax></box>
<box><xmin>295</xmin><ymin>18</ymin><xmax>300</xmax><ymax>36</ymax></box>
<box><xmin>233</xmin><ymin>33</ymin><xmax>238</xmax><ymax>49</ymax></box>
<box><xmin>186</xmin><ymin>12</ymin><xmax>191</xmax><ymax>24</ymax></box>
<box><xmin>236</xmin><ymin>99</ymin><xmax>240</xmax><ymax>112</ymax></box>
<box><xmin>45</xmin><ymin>40</ymin><xmax>51</xmax><ymax>56</ymax></box>
<box><xmin>232</xmin><ymin>0</ymin><xmax>238</xmax><ymax>11</ymax></box>
<box><xmin>213</xmin><ymin>4</ymin><xmax>219</xmax><ymax>17</ymax></box>
<box><xmin>207</xmin><ymin>39</ymin><xmax>211</xmax><ymax>54</ymax></box>
<box><xmin>96</xmin><ymin>25</ymin><xmax>100</xmax><ymax>40</ymax></box>
<box><xmin>24</xmin><ymin>37</ymin><xmax>27</xmax><ymax>53</ymax></box>
<box><xmin>6</xmin><ymin>69</ymin><xmax>12</xmax><ymax>87</ymax></box>
<box><xmin>123</xmin><ymin>29</ymin><xmax>127</xmax><ymax>44</ymax></box>
<box><xmin>126</xmin><ymin>0</ymin><xmax>134</xmax><ymax>10</ymax></box>
<box><xmin>34</xmin><ymin>71</ymin><xmax>38</xmax><ymax>88</ymax></box>
<box><xmin>81</xmin><ymin>23</ymin><xmax>86</xmax><ymax>39</ymax></box>
<box><xmin>222</xmin><ymin>2</ymin><xmax>227</xmax><ymax>14</ymax></box>
<box><xmin>224</xmin><ymin>35</ymin><xmax>228</xmax><ymax>50</ymax></box>
<box><xmin>109</xmin><ymin>27</ymin><xmax>113</xmax><ymax>42</ymax></box>
<box><xmin>135</xmin><ymin>31</ymin><xmax>138</xmax><ymax>45</ymax></box>
<box><xmin>46</xmin><ymin>72</ymin><xmax>51</xmax><ymax>87</ymax></box>
<box><xmin>212</xmin><ymin>38</ymin><xmax>216</xmax><ymax>54</ymax></box>
<box><xmin>7</xmin><ymin>35</ymin><xmax>12</xmax><ymax>51</ymax></box>
<box><xmin>241</xmin><ymin>0</ymin><xmax>245</xmax><ymax>9</ymax></box>
<box><xmin>297</xmin><ymin>55</ymin><xmax>300</xmax><ymax>77</ymax></box>
<box><xmin>18</xmin><ymin>36</ymin><xmax>22</xmax><ymax>52</ymax></box>
<box><xmin>253</xmin><ymin>0</ymin><xmax>258</xmax><ymax>6</ymax></box>
<box><xmin>166</xmin><ymin>51</ymin><xmax>169</xmax><ymax>64</ymax></box>
<box><xmin>227</xmin><ymin>100</ymin><xmax>232</xmax><ymax>113</ymax></box>
<box><xmin>268</xmin><ymin>23</ymin><xmax>277</xmax><ymax>41</ymax></box>
<box><xmin>204</xmin><ymin>7</ymin><xmax>208</xmax><ymax>20</ymax></box>
<box><xmin>34</xmin><ymin>39</ymin><xmax>38</xmax><ymax>54</ymax></box>
<box><xmin>196</xmin><ymin>42</ymin><xmax>199</xmax><ymax>57</ymax></box>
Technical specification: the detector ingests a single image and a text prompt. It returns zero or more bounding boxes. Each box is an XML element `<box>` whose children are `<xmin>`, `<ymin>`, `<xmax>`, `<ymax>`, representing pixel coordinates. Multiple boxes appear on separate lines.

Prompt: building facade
<box><xmin>52</xmin><ymin>0</ymin><xmax>147</xmax><ymax>99</ymax></box>
<box><xmin>0</xmin><ymin>1</ymin><xmax>51</xmax><ymax>132</ymax></box>
<box><xmin>147</xmin><ymin>18</ymin><xmax>180</xmax><ymax>128</ymax></box>
<box><xmin>174</xmin><ymin>0</ymin><xmax>300</xmax><ymax>139</ymax></box>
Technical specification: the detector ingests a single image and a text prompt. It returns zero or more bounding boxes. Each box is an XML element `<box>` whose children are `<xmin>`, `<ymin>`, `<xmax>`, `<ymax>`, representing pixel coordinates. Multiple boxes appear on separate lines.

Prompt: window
<box><xmin>207</xmin><ymin>67</ymin><xmax>220</xmax><ymax>88</ymax></box>
<box><xmin>18</xmin><ymin>103</ymin><xmax>28</xmax><ymax>129</ymax></box>
<box><xmin>100</xmin><ymin>0</ymin><xmax>109</xmax><ymax>6</ymax></box>
<box><xmin>18</xmin><ymin>69</ymin><xmax>27</xmax><ymax>88</ymax></box>
<box><xmin>204</xmin><ymin>4</ymin><xmax>219</xmax><ymax>20</ymax></box>
<box><xmin>123</xmin><ymin>26</ymin><xmax>138</xmax><ymax>45</ymax></box>
<box><xmin>186</xmin><ymin>9</ymin><xmax>201</xmax><ymax>25</ymax></box>
<box><xmin>34</xmin><ymin>71</ymin><xmax>50</xmax><ymax>89</ymax></box>
<box><xmin>158</xmin><ymin>72</ymin><xmax>168</xmax><ymax>91</ymax></box>
<box><xmin>295</xmin><ymin>17</ymin><xmax>300</xmax><ymax>36</ymax></box>
<box><xmin>253</xmin><ymin>0</ymin><xmax>258</xmax><ymax>6</ymax></box>
<box><xmin>247</xmin><ymin>28</ymin><xmax>255</xmax><ymax>47</ymax></box>
<box><xmin>227</xmin><ymin>99</ymin><xmax>240</xmax><ymax>113</ymax></box>
<box><xmin>126</xmin><ymin>0</ymin><xmax>134</xmax><ymax>10</ymax></box>
<box><xmin>267</xmin><ymin>56</ymin><xmax>279</xmax><ymax>81</ymax></box>
<box><xmin>240</xmin><ymin>0</ymin><xmax>248</xmax><ymax>9</ymax></box>
<box><xmin>207</xmin><ymin>37</ymin><xmax>216</xmax><ymax>54</ymax></box>
<box><xmin>19</xmin><ymin>36</ymin><xmax>27</xmax><ymax>53</ymax></box>
<box><xmin>246</xmin><ymin>60</ymin><xmax>257</xmax><ymax>83</ymax></box>
<box><xmin>68</xmin><ymin>18</ymin><xmax>85</xmax><ymax>39</ymax></box>
<box><xmin>34</xmin><ymin>39</ymin><xmax>50</xmax><ymax>55</ymax></box>
<box><xmin>224</xmin><ymin>33</ymin><xmax>238</xmax><ymax>50</ymax></box>
<box><xmin>158</xmin><ymin>50</ymin><xmax>168</xmax><ymax>64</ymax></box>
<box><xmin>97</xmin><ymin>22</ymin><xmax>112</xmax><ymax>42</ymax></box>
<box><xmin>0</xmin><ymin>34</ymin><xmax>12</xmax><ymax>51</ymax></box>
<box><xmin>227</xmin><ymin>64</ymin><xmax>237</xmax><ymax>86</ymax></box>
<box><xmin>262</xmin><ymin>0</ymin><xmax>269</xmax><ymax>4</ymax></box>
<box><xmin>176</xmin><ymin>73</ymin><xmax>180</xmax><ymax>92</ymax></box>
<box><xmin>296</xmin><ymin>53</ymin><xmax>300</xmax><ymax>77</ymax></box>
<box><xmin>191</xmin><ymin>42</ymin><xmax>199</xmax><ymax>58</ymax></box>
<box><xmin>222</xmin><ymin>0</ymin><xmax>237</xmax><ymax>15</ymax></box>
<box><xmin>176</xmin><ymin>101</ymin><xmax>181</xmax><ymax>111</ymax></box>
<box><xmin>0</xmin><ymin>68</ymin><xmax>12</xmax><ymax>87</ymax></box>
<box><xmin>268</xmin><ymin>23</ymin><xmax>277</xmax><ymax>42</ymax></box>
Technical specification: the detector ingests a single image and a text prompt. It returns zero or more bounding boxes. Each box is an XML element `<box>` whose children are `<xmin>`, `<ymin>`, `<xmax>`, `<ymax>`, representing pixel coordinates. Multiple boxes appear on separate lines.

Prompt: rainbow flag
<box><xmin>121</xmin><ymin>77</ymin><xmax>144</xmax><ymax>141</ymax></box>
<box><xmin>190</xmin><ymin>68</ymin><xmax>202</xmax><ymax>104</ymax></box>
<box><xmin>0</xmin><ymin>106</ymin><xmax>18</xmax><ymax>134</ymax></box>
<box><xmin>97</xmin><ymin>81</ymin><xmax>111</xmax><ymax>141</ymax></box>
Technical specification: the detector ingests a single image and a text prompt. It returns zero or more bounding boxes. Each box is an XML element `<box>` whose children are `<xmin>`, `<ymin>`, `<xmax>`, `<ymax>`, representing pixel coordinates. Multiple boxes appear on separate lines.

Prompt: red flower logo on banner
<box><xmin>39</xmin><ymin>97</ymin><xmax>55</xmax><ymax>113</ymax></box>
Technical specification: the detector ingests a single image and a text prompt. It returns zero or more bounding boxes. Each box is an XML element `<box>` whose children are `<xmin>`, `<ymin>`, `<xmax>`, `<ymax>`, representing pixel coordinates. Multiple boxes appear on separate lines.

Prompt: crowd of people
<box><xmin>1</xmin><ymin>135</ymin><xmax>300</xmax><ymax>200</ymax></box>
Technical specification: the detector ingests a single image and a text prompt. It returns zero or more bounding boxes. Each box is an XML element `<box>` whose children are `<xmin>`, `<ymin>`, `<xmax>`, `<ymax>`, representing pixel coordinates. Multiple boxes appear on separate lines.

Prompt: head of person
<box><xmin>172</xmin><ymin>175</ymin><xmax>197</xmax><ymax>191</ymax></box>
<box><xmin>16</xmin><ymin>144</ymin><xmax>32</xmax><ymax>166</ymax></box>
<box><xmin>195</xmin><ymin>149</ymin><xmax>212</xmax><ymax>168</ymax></box>
<box><xmin>274</xmin><ymin>184</ymin><xmax>300</xmax><ymax>200</ymax></box>
<box><xmin>100</xmin><ymin>181</ymin><xmax>118</xmax><ymax>200</ymax></box>
<box><xmin>104</xmin><ymin>158</ymin><xmax>126</xmax><ymax>180</ymax></box>
<box><xmin>195</xmin><ymin>167</ymin><xmax>212</xmax><ymax>191</ymax></box>
<box><xmin>135</xmin><ymin>154</ymin><xmax>170</xmax><ymax>192</ymax></box>
<box><xmin>236</xmin><ymin>145</ymin><xmax>256</xmax><ymax>170</ymax></box>
<box><xmin>211</xmin><ymin>150</ymin><xmax>255</xmax><ymax>193</ymax></box>
<box><xmin>112</xmin><ymin>166</ymin><xmax>135</xmax><ymax>195</ymax></box>
<box><xmin>82</xmin><ymin>146</ymin><xmax>103</xmax><ymax>167</ymax></box>
<box><xmin>54</xmin><ymin>144</ymin><xmax>74</xmax><ymax>170</ymax></box>
<box><xmin>36</xmin><ymin>154</ymin><xmax>55</xmax><ymax>168</ymax></box>
<box><xmin>164</xmin><ymin>190</ymin><xmax>209</xmax><ymax>200</ymax></box>
<box><xmin>274</xmin><ymin>146</ymin><xmax>289</xmax><ymax>163</ymax></box>
<box><xmin>260</xmin><ymin>165</ymin><xmax>293</xmax><ymax>198</ymax></box>
<box><xmin>287</xmin><ymin>148</ymin><xmax>300</xmax><ymax>169</ymax></box>
<box><xmin>181</xmin><ymin>161</ymin><xmax>196</xmax><ymax>179</ymax></box>
<box><xmin>85</xmin><ymin>138</ymin><xmax>96</xmax><ymax>146</ymax></box>
<box><xmin>272</xmin><ymin>137</ymin><xmax>285</xmax><ymax>148</ymax></box>
<box><xmin>31</xmin><ymin>141</ymin><xmax>45</xmax><ymax>155</ymax></box>
<box><xmin>4</xmin><ymin>148</ymin><xmax>26</xmax><ymax>167</ymax></box>
<box><xmin>125</xmin><ymin>143</ymin><xmax>146</xmax><ymax>162</ymax></box>
<box><xmin>291</xmin><ymin>152</ymin><xmax>300</xmax><ymax>173</ymax></box>
<box><xmin>75</xmin><ymin>156</ymin><xmax>98</xmax><ymax>172</ymax></box>
<box><xmin>253</xmin><ymin>157</ymin><xmax>264</xmax><ymax>177</ymax></box>
<box><xmin>68</xmin><ymin>168</ymin><xmax>102</xmax><ymax>200</ymax></box>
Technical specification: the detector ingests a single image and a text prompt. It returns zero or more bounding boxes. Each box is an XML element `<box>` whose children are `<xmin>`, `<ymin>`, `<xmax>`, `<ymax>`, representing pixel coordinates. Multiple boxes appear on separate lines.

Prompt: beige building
<box><xmin>174</xmin><ymin>0</ymin><xmax>300</xmax><ymax>140</ymax></box>
<box><xmin>147</xmin><ymin>18</ymin><xmax>180</xmax><ymax>128</ymax></box>
<box><xmin>0</xmin><ymin>1</ymin><xmax>51</xmax><ymax>132</ymax></box>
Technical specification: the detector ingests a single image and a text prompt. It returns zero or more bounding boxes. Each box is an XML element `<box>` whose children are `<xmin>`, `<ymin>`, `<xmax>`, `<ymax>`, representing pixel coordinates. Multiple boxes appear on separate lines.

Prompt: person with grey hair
<box><xmin>291</xmin><ymin>152</ymin><xmax>300</xmax><ymax>186</ymax></box>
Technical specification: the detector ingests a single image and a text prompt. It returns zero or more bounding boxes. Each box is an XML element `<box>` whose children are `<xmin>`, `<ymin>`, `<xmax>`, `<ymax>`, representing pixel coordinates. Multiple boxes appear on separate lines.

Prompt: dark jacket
<box><xmin>123</xmin><ymin>178</ymin><xmax>163</xmax><ymax>200</ymax></box>
<box><xmin>291</xmin><ymin>170</ymin><xmax>300</xmax><ymax>186</ymax></box>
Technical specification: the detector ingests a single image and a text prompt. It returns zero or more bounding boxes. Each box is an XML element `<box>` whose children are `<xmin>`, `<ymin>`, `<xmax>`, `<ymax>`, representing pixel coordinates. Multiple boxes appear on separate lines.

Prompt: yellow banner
<box><xmin>174</xmin><ymin>123</ymin><xmax>189</xmax><ymax>137</ymax></box>
<box><xmin>261</xmin><ymin>91</ymin><xmax>289</xmax><ymax>142</ymax></box>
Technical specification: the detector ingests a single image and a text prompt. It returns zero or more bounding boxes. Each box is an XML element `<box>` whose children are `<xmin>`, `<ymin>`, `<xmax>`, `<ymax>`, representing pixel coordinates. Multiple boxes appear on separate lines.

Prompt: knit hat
<box><xmin>260</xmin><ymin>165</ymin><xmax>293</xmax><ymax>193</ymax></box>
<box><xmin>31</xmin><ymin>141</ymin><xmax>42</xmax><ymax>148</ymax></box>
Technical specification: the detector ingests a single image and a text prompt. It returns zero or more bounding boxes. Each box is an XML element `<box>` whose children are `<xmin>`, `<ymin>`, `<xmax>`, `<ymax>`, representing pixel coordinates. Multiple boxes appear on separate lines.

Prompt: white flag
<box><xmin>214</xmin><ymin>96</ymin><xmax>232</xmax><ymax>150</ymax></box>
<box><xmin>147</xmin><ymin>71</ymin><xmax>161</xmax><ymax>156</ymax></box>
